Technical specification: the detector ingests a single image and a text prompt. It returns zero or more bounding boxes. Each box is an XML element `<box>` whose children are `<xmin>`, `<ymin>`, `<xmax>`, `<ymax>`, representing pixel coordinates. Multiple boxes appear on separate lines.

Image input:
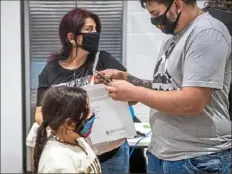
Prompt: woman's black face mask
<box><xmin>78</xmin><ymin>32</ymin><xmax>100</xmax><ymax>54</ymax></box>
<box><xmin>150</xmin><ymin>2</ymin><xmax>181</xmax><ymax>35</ymax></box>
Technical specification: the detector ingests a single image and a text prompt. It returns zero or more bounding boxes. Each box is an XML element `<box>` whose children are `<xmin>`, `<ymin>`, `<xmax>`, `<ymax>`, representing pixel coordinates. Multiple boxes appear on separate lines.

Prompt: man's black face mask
<box><xmin>150</xmin><ymin>1</ymin><xmax>181</xmax><ymax>35</ymax></box>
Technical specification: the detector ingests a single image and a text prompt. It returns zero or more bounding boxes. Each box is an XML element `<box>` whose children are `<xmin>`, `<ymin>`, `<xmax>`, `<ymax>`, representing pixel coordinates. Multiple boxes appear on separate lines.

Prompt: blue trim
<box><xmin>129</xmin><ymin>106</ymin><xmax>135</xmax><ymax>120</ymax></box>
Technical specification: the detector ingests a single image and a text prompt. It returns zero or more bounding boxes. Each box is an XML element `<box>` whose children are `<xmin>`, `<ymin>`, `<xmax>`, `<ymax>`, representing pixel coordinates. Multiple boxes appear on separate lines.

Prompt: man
<box><xmin>203</xmin><ymin>0</ymin><xmax>232</xmax><ymax>119</ymax></box>
<box><xmin>204</xmin><ymin>0</ymin><xmax>232</xmax><ymax>35</ymax></box>
<box><xmin>96</xmin><ymin>0</ymin><xmax>232</xmax><ymax>173</ymax></box>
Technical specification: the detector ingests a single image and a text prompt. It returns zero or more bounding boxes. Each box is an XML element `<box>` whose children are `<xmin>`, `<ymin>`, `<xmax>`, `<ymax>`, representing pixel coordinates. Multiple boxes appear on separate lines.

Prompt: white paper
<box><xmin>83</xmin><ymin>84</ymin><xmax>136</xmax><ymax>145</ymax></box>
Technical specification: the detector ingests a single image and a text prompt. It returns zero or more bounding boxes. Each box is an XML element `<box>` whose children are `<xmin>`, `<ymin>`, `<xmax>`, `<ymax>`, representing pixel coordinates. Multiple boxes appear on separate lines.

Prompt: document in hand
<box><xmin>83</xmin><ymin>84</ymin><xmax>136</xmax><ymax>145</ymax></box>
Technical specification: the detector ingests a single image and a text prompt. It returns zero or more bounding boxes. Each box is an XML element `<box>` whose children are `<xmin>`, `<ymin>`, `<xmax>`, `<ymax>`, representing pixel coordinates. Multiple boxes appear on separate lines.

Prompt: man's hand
<box><xmin>105</xmin><ymin>80</ymin><xmax>137</xmax><ymax>102</ymax></box>
<box><xmin>94</xmin><ymin>69</ymin><xmax>128</xmax><ymax>84</ymax></box>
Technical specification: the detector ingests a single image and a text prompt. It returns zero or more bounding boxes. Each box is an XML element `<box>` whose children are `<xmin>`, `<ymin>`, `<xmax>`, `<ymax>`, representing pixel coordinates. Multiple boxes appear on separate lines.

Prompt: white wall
<box><xmin>125</xmin><ymin>1</ymin><xmax>169</xmax><ymax>121</ymax></box>
<box><xmin>125</xmin><ymin>1</ymin><xmax>207</xmax><ymax>121</ymax></box>
<box><xmin>1</xmin><ymin>1</ymin><xmax>23</xmax><ymax>173</ymax></box>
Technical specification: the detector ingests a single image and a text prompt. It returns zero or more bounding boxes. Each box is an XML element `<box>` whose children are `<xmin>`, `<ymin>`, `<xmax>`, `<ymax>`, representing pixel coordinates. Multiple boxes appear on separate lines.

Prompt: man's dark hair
<box><xmin>205</xmin><ymin>0</ymin><xmax>232</xmax><ymax>9</ymax></box>
<box><xmin>140</xmin><ymin>0</ymin><xmax>196</xmax><ymax>8</ymax></box>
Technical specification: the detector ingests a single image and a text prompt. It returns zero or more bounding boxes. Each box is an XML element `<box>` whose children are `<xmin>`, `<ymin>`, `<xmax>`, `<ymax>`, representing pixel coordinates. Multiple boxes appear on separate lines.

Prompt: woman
<box><xmin>34</xmin><ymin>86</ymin><xmax>101</xmax><ymax>173</ymax></box>
<box><xmin>28</xmin><ymin>8</ymin><xmax>129</xmax><ymax>174</ymax></box>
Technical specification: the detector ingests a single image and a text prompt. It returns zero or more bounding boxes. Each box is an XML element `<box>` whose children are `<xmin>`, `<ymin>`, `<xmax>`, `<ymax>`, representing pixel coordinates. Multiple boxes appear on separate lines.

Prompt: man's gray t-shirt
<box><xmin>149</xmin><ymin>12</ymin><xmax>231</xmax><ymax>161</ymax></box>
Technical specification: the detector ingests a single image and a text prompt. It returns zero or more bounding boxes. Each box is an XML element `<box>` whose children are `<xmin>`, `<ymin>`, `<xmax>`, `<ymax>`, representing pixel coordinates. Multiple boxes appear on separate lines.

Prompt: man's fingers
<box><xmin>108</xmin><ymin>92</ymin><xmax>117</xmax><ymax>100</ymax></box>
<box><xmin>105</xmin><ymin>86</ymin><xmax>116</xmax><ymax>93</ymax></box>
<box><xmin>107</xmin><ymin>80</ymin><xmax>120</xmax><ymax>87</ymax></box>
<box><xmin>98</xmin><ymin>69</ymin><xmax>116</xmax><ymax>79</ymax></box>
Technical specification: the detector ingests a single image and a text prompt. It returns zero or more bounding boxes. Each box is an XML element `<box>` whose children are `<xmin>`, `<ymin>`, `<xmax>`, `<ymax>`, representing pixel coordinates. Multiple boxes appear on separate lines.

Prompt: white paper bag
<box><xmin>83</xmin><ymin>84</ymin><xmax>136</xmax><ymax>145</ymax></box>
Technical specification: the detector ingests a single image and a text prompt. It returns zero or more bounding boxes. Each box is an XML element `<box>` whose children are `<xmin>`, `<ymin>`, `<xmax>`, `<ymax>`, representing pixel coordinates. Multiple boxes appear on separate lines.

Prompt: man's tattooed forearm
<box><xmin>127</xmin><ymin>74</ymin><xmax>152</xmax><ymax>89</ymax></box>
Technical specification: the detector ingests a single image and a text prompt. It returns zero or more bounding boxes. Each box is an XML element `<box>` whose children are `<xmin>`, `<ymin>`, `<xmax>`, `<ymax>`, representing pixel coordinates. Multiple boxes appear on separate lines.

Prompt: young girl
<box><xmin>33</xmin><ymin>86</ymin><xmax>101</xmax><ymax>173</ymax></box>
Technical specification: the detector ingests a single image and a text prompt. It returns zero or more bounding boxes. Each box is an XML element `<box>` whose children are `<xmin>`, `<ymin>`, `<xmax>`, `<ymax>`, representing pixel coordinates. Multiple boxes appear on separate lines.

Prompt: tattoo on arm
<box><xmin>127</xmin><ymin>74</ymin><xmax>152</xmax><ymax>89</ymax></box>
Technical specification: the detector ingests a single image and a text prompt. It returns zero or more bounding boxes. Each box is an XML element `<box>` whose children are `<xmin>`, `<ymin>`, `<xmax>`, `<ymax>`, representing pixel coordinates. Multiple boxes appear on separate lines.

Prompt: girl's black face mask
<box><xmin>79</xmin><ymin>32</ymin><xmax>100</xmax><ymax>54</ymax></box>
<box><xmin>150</xmin><ymin>2</ymin><xmax>181</xmax><ymax>35</ymax></box>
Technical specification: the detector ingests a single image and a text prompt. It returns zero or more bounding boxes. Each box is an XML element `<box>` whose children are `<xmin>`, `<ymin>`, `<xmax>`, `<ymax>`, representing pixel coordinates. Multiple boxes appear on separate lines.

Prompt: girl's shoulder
<box><xmin>38</xmin><ymin>140</ymin><xmax>82</xmax><ymax>173</ymax></box>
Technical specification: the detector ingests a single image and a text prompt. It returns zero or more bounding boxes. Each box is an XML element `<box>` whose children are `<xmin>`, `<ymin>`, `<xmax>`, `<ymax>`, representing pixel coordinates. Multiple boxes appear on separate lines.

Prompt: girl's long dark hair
<box><xmin>48</xmin><ymin>8</ymin><xmax>101</xmax><ymax>62</ymax></box>
<box><xmin>33</xmin><ymin>86</ymin><xmax>89</xmax><ymax>173</ymax></box>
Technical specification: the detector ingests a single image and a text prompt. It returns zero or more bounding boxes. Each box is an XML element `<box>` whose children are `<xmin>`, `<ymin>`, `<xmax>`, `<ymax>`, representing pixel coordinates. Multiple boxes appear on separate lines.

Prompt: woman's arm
<box><xmin>35</xmin><ymin>107</ymin><xmax>43</xmax><ymax>125</ymax></box>
<box><xmin>35</xmin><ymin>68</ymin><xmax>49</xmax><ymax>125</ymax></box>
